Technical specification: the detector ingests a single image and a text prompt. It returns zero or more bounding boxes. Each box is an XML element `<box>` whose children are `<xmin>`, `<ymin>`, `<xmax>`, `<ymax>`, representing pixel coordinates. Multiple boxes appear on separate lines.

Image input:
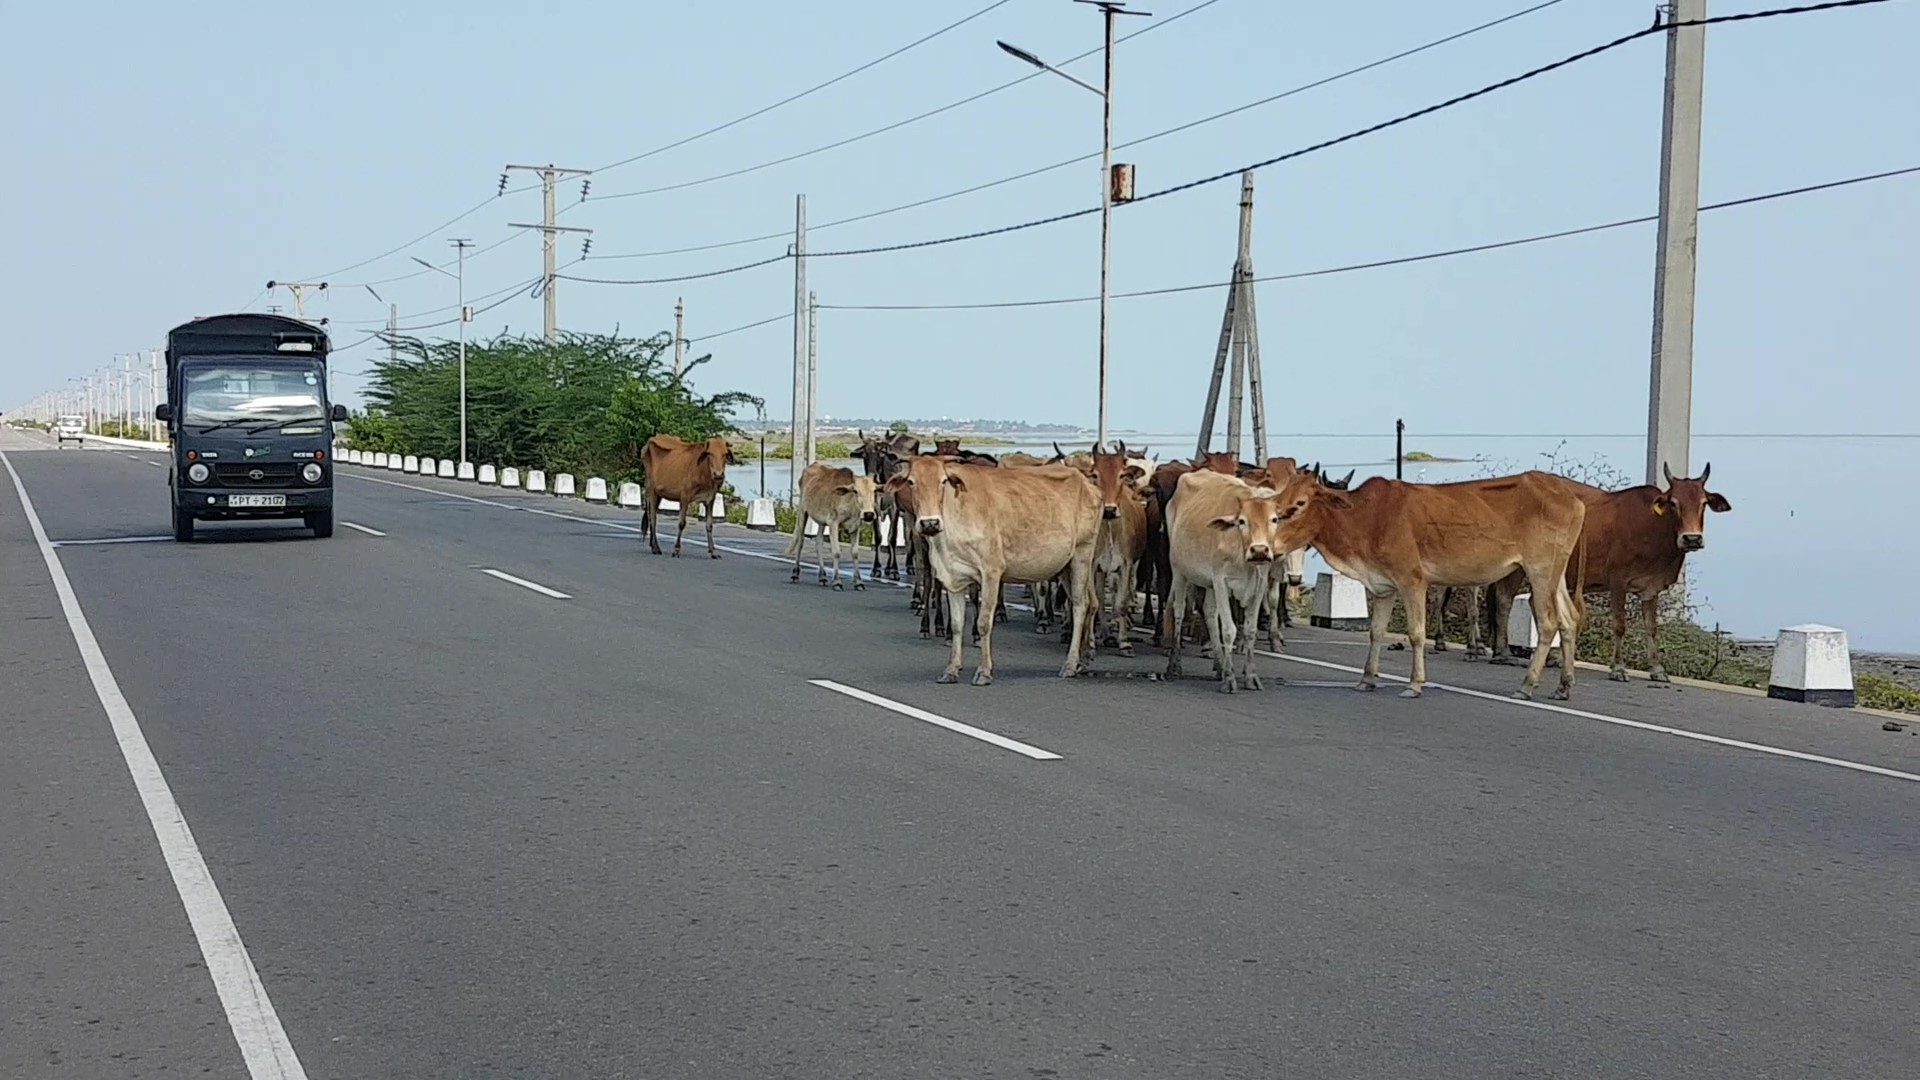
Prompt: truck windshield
<box><xmin>182</xmin><ymin>362</ymin><xmax>326</xmax><ymax>435</ymax></box>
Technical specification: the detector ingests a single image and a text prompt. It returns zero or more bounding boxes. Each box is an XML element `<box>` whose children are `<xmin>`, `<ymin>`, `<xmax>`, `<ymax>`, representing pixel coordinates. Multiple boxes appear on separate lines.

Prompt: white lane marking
<box><xmin>147</xmin><ymin>460</ymin><xmax>164</xmax><ymax>468</ymax></box>
<box><xmin>479</xmin><ymin>567</ymin><xmax>572</xmax><ymax>599</ymax></box>
<box><xmin>50</xmin><ymin>535</ymin><xmax>176</xmax><ymax>547</ymax></box>
<box><xmin>1259</xmin><ymin>649</ymin><xmax>1920</xmax><ymax>785</ymax></box>
<box><xmin>810</xmin><ymin>679</ymin><xmax>1063</xmax><ymax>761</ymax></box>
<box><xmin>339</xmin><ymin>521</ymin><xmax>386</xmax><ymax>537</ymax></box>
<box><xmin>0</xmin><ymin>451</ymin><xmax>310</xmax><ymax>1079</ymax></box>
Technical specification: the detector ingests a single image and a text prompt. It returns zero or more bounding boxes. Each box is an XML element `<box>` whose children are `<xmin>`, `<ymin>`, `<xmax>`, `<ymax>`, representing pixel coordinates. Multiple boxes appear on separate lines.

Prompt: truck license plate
<box><xmin>228</xmin><ymin>494</ymin><xmax>286</xmax><ymax>508</ymax></box>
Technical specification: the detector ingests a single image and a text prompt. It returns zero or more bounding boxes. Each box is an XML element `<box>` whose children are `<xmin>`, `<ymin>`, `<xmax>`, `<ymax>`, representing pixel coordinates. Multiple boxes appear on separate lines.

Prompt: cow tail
<box><xmin>784</xmin><ymin>515</ymin><xmax>805</xmax><ymax>555</ymax></box>
<box><xmin>1570</xmin><ymin>529</ymin><xmax>1590</xmax><ymax>637</ymax></box>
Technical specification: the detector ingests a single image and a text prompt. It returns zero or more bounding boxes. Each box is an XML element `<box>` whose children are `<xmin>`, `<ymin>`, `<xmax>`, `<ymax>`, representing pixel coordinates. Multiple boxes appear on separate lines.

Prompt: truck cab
<box><xmin>154</xmin><ymin>313</ymin><xmax>346</xmax><ymax>541</ymax></box>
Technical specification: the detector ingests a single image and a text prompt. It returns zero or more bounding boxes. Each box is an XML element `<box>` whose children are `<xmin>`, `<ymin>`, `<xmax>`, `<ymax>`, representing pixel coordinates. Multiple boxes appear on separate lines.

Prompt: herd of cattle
<box><xmin>636</xmin><ymin>430</ymin><xmax>1733</xmax><ymax>700</ymax></box>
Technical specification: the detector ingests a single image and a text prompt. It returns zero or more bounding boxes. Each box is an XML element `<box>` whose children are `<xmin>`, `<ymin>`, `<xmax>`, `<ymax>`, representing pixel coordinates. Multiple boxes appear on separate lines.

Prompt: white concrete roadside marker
<box><xmin>747</xmin><ymin>497</ymin><xmax>777</xmax><ymax>530</ymax></box>
<box><xmin>374</xmin><ymin>452</ymin><xmax>390</xmax><ymax>468</ymax></box>
<box><xmin>810</xmin><ymin>679</ymin><xmax>1062</xmax><ymax>761</ymax></box>
<box><xmin>403</xmin><ymin>454</ymin><xmax>420</xmax><ymax>473</ymax></box>
<box><xmin>618</xmin><ymin>481</ymin><xmax>644</xmax><ymax>509</ymax></box>
<box><xmin>347</xmin><ymin>449</ymin><xmax>361</xmax><ymax>465</ymax></box>
<box><xmin>457</xmin><ymin>461</ymin><xmax>476</xmax><ymax>481</ymax></box>
<box><xmin>419</xmin><ymin>457</ymin><xmax>436</xmax><ymax>476</ymax></box>
<box><xmin>500</xmin><ymin>466</ymin><xmax>521</xmax><ymax>488</ymax></box>
<box><xmin>1768</xmin><ymin>624</ymin><xmax>1856</xmax><ymax>708</ymax></box>
<box><xmin>525</xmin><ymin>469</ymin><xmax>547</xmax><ymax>493</ymax></box>
<box><xmin>658</xmin><ymin>497</ymin><xmax>681</xmax><ymax>513</ymax></box>
<box><xmin>709</xmin><ymin>493</ymin><xmax>726</xmax><ymax>519</ymax></box>
<box><xmin>585</xmin><ymin>477</ymin><xmax>608</xmax><ymax>502</ymax></box>
<box><xmin>478</xmin><ymin>464</ymin><xmax>498</xmax><ymax>485</ymax></box>
<box><xmin>1505</xmin><ymin>592</ymin><xmax>1563</xmax><ymax>657</ymax></box>
<box><xmin>554</xmin><ymin>473</ymin><xmax>576</xmax><ymax>497</ymax></box>
<box><xmin>437</xmin><ymin>459</ymin><xmax>455</xmax><ymax>479</ymax></box>
<box><xmin>0</xmin><ymin>452</ymin><xmax>314</xmax><ymax>1078</ymax></box>
<box><xmin>1310</xmin><ymin>571</ymin><xmax>1369</xmax><ymax>631</ymax></box>
<box><xmin>386</xmin><ymin>453</ymin><xmax>403</xmax><ymax>471</ymax></box>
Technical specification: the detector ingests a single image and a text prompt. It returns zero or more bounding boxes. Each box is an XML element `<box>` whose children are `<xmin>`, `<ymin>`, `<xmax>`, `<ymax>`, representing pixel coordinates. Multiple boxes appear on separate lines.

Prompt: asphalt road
<box><xmin>3</xmin><ymin>435</ymin><xmax>1916</xmax><ymax>1079</ymax></box>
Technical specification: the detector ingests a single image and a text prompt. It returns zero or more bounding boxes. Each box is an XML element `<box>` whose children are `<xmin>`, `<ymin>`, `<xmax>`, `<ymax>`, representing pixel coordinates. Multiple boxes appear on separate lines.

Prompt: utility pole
<box><xmin>122</xmin><ymin>354</ymin><xmax>132</xmax><ymax>435</ymax></box>
<box><xmin>503</xmin><ymin>163</ymin><xmax>592</xmax><ymax>343</ymax></box>
<box><xmin>806</xmin><ymin>291</ymin><xmax>819</xmax><ymax>466</ymax></box>
<box><xmin>453</xmin><ymin>238</ymin><xmax>472</xmax><ymax>465</ymax></box>
<box><xmin>265</xmin><ymin>280</ymin><xmax>328</xmax><ymax>320</ymax></box>
<box><xmin>789</xmin><ymin>194</ymin><xmax>808</xmax><ymax>503</ymax></box>
<box><xmin>1195</xmin><ymin>171</ymin><xmax>1267</xmax><ymax>463</ymax></box>
<box><xmin>673</xmin><ymin>297</ymin><xmax>686</xmax><ymax>379</ymax></box>
<box><xmin>1645</xmin><ymin>0</ymin><xmax>1706</xmax><ymax>486</ymax></box>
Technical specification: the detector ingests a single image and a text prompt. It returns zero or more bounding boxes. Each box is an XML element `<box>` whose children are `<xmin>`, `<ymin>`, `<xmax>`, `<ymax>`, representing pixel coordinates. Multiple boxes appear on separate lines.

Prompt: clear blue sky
<box><xmin>3</xmin><ymin>0</ymin><xmax>1915</xmax><ymax>646</ymax></box>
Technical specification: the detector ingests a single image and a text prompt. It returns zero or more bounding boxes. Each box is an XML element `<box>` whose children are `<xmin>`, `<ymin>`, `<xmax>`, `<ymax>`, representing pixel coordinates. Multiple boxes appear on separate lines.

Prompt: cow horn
<box><xmin>1663</xmin><ymin>462</ymin><xmax>1675</xmax><ymax>485</ymax></box>
<box><xmin>1052</xmin><ymin>441</ymin><xmax>1066</xmax><ymax>461</ymax></box>
<box><xmin>1338</xmin><ymin>469</ymin><xmax>1355</xmax><ymax>488</ymax></box>
<box><xmin>1699</xmin><ymin>461</ymin><xmax>1710</xmax><ymax>483</ymax></box>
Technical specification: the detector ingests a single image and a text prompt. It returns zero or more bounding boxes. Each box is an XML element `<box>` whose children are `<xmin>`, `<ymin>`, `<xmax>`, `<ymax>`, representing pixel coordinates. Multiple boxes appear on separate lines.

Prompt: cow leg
<box><xmin>705</xmin><ymin>496</ymin><xmax>719</xmax><ymax>559</ymax></box>
<box><xmin>1162</xmin><ymin>570</ymin><xmax>1188</xmax><ymax>679</ymax></box>
<box><xmin>825</xmin><ymin>520</ymin><xmax>842</xmax><ymax>588</ymax></box>
<box><xmin>1238</xmin><ymin>578</ymin><xmax>1266</xmax><ymax>691</ymax></box>
<box><xmin>1429</xmin><ymin>586</ymin><xmax>1449</xmax><ymax>653</ymax></box>
<box><xmin>1115</xmin><ymin>558</ymin><xmax>1137</xmax><ymax>658</ymax></box>
<box><xmin>788</xmin><ymin>518</ymin><xmax>807</xmax><ymax>583</ymax></box>
<box><xmin>646</xmin><ymin>495</ymin><xmax>663</xmax><ymax>555</ymax></box>
<box><xmin>973</xmin><ymin>575</ymin><xmax>1003</xmax><ymax>685</ymax></box>
<box><xmin>1608</xmin><ymin>583</ymin><xmax>1630</xmax><ymax>680</ymax></box>
<box><xmin>1487</xmin><ymin>581</ymin><xmax>1518</xmax><ymax>665</ymax></box>
<box><xmin>1462</xmin><ymin>586</ymin><xmax>1486</xmax><ymax>659</ymax></box>
<box><xmin>1402</xmin><ymin>584</ymin><xmax>1432</xmax><ymax>698</ymax></box>
<box><xmin>849</xmin><ymin>519</ymin><xmax>866</xmax><ymax>591</ymax></box>
<box><xmin>1200</xmin><ymin>584</ymin><xmax>1236</xmax><ymax>693</ymax></box>
<box><xmin>1643</xmin><ymin>589</ymin><xmax>1672</xmax><ymax>684</ymax></box>
<box><xmin>671</xmin><ymin>502</ymin><xmax>690</xmax><ymax>557</ymax></box>
<box><xmin>1357</xmin><ymin>591</ymin><xmax>1393</xmax><ymax>692</ymax></box>
<box><xmin>937</xmin><ymin>582</ymin><xmax>968</xmax><ymax>683</ymax></box>
<box><xmin>1514</xmin><ymin>565</ymin><xmax>1570</xmax><ymax>701</ymax></box>
<box><xmin>1060</xmin><ymin>559</ymin><xmax>1094</xmax><ymax>679</ymax></box>
<box><xmin>996</xmin><ymin>583</ymin><xmax>1009</xmax><ymax>625</ymax></box>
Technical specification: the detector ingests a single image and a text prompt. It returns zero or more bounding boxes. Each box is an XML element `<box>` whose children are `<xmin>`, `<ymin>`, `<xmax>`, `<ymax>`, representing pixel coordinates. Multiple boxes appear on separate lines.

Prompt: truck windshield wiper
<box><xmin>238</xmin><ymin>417</ymin><xmax>324</xmax><ymax>434</ymax></box>
<box><xmin>192</xmin><ymin>419</ymin><xmax>258</xmax><ymax>434</ymax></box>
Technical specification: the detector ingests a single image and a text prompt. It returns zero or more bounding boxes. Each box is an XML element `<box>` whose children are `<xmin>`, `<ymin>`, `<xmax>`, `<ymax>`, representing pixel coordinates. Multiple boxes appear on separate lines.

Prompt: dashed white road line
<box><xmin>339</xmin><ymin>521</ymin><xmax>386</xmax><ymax>537</ymax></box>
<box><xmin>479</xmin><ymin>567</ymin><xmax>572</xmax><ymax>599</ymax></box>
<box><xmin>811</xmin><ymin>679</ymin><xmax>1063</xmax><ymax>761</ymax></box>
<box><xmin>50</xmin><ymin>535</ymin><xmax>175</xmax><ymax>547</ymax></box>
<box><xmin>1258</xmin><ymin>649</ymin><xmax>1920</xmax><ymax>785</ymax></box>
<box><xmin>0</xmin><ymin>450</ymin><xmax>310</xmax><ymax>1079</ymax></box>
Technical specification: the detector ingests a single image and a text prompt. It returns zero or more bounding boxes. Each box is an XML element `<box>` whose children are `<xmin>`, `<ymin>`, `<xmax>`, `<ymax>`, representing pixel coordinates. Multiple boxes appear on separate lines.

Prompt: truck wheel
<box><xmin>307</xmin><ymin>509</ymin><xmax>334</xmax><ymax>538</ymax></box>
<box><xmin>172</xmin><ymin>508</ymin><xmax>195</xmax><ymax>542</ymax></box>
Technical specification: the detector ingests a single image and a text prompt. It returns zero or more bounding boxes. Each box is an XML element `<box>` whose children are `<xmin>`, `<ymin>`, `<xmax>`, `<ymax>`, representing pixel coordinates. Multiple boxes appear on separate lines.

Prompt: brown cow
<box><xmin>1089</xmin><ymin>443</ymin><xmax>1149</xmax><ymax>657</ymax></box>
<box><xmin>1140</xmin><ymin>452</ymin><xmax>1242</xmax><ymax>647</ymax></box>
<box><xmin>1266</xmin><ymin>468</ymin><xmax>1589</xmax><ymax>700</ymax></box>
<box><xmin>886</xmin><ymin>456</ymin><xmax>1101</xmax><ymax>685</ymax></box>
<box><xmin>787</xmin><ymin>462</ymin><xmax>877</xmax><ymax>590</ymax></box>
<box><xmin>640</xmin><ymin>434</ymin><xmax>736</xmax><ymax>558</ymax></box>
<box><xmin>1485</xmin><ymin>463</ymin><xmax>1731</xmax><ymax>682</ymax></box>
<box><xmin>1164</xmin><ymin>470</ymin><xmax>1287</xmax><ymax>693</ymax></box>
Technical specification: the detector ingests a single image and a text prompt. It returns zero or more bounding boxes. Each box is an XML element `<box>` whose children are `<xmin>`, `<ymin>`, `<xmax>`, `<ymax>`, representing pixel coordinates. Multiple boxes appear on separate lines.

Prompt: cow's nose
<box><xmin>862</xmin><ymin>512</ymin><xmax>875</xmax><ymax>522</ymax></box>
<box><xmin>1102</xmin><ymin>504</ymin><xmax>1118</xmax><ymax>520</ymax></box>
<box><xmin>1679</xmin><ymin>533</ymin><xmax>1704</xmax><ymax>551</ymax></box>
<box><xmin>1247</xmin><ymin>544</ymin><xmax>1272</xmax><ymax>562</ymax></box>
<box><xmin>919</xmin><ymin>519</ymin><xmax>943</xmax><ymax>537</ymax></box>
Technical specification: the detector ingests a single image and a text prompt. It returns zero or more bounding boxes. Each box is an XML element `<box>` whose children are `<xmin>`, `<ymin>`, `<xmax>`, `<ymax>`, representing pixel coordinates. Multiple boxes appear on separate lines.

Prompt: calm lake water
<box><xmin>737</xmin><ymin>430</ymin><xmax>1914</xmax><ymax>652</ymax></box>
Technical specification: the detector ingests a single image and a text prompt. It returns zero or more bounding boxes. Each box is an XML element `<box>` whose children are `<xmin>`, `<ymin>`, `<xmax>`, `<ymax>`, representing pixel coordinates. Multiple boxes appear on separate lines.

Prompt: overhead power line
<box><xmin>813</xmin><ymin>165</ymin><xmax>1918</xmax><ymax>311</ymax></box>
<box><xmin>589</xmin><ymin>0</ymin><xmax>1234</xmax><ymax>204</ymax></box>
<box><xmin>590</xmin><ymin>0</ymin><xmax>1021</xmax><ymax>177</ymax></box>
<box><xmin>589</xmin><ymin>0</ymin><xmax>1565</xmax><ymax>259</ymax></box>
<box><xmin>688</xmin><ymin>311</ymin><xmax>792</xmax><ymax>345</ymax></box>
<box><xmin>565</xmin><ymin>0</ymin><xmax>1890</xmax><ymax>285</ymax></box>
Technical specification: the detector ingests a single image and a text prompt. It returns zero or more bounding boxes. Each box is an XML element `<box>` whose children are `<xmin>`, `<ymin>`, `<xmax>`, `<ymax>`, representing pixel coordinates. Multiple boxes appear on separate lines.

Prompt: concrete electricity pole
<box><xmin>1645</xmin><ymin>0</ymin><xmax>1707</xmax><ymax>485</ymax></box>
<box><xmin>265</xmin><ymin>280</ymin><xmax>329</xmax><ymax>320</ymax></box>
<box><xmin>673</xmin><ymin>297</ymin><xmax>686</xmax><ymax>379</ymax></box>
<box><xmin>503</xmin><ymin>163</ymin><xmax>592</xmax><ymax>343</ymax></box>
<box><xmin>789</xmin><ymin>194</ymin><xmax>808</xmax><ymax>503</ymax></box>
<box><xmin>806</xmin><ymin>290</ymin><xmax>819</xmax><ymax>467</ymax></box>
<box><xmin>998</xmin><ymin>0</ymin><xmax>1149</xmax><ymax>451</ymax></box>
<box><xmin>411</xmin><ymin>238</ymin><xmax>475</xmax><ymax>464</ymax></box>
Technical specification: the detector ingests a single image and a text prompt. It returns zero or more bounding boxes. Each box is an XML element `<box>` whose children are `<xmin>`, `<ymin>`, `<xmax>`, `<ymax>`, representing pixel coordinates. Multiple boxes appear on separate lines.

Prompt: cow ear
<box><xmin>1319</xmin><ymin>491</ymin><xmax>1353</xmax><ymax>511</ymax></box>
<box><xmin>1706</xmin><ymin>492</ymin><xmax>1731</xmax><ymax>513</ymax></box>
<box><xmin>1651</xmin><ymin>495</ymin><xmax>1669</xmax><ymax>516</ymax></box>
<box><xmin>833</xmin><ymin>484</ymin><xmax>857</xmax><ymax>495</ymax></box>
<box><xmin>1122</xmin><ymin>464</ymin><xmax>1145</xmax><ymax>481</ymax></box>
<box><xmin>943</xmin><ymin>472</ymin><xmax>967</xmax><ymax>492</ymax></box>
<box><xmin>1207</xmin><ymin>515</ymin><xmax>1239</xmax><ymax>531</ymax></box>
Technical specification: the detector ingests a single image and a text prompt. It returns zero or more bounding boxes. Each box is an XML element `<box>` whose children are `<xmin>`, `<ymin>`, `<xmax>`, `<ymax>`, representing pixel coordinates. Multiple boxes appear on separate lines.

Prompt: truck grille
<box><xmin>214</xmin><ymin>462</ymin><xmax>300</xmax><ymax>486</ymax></box>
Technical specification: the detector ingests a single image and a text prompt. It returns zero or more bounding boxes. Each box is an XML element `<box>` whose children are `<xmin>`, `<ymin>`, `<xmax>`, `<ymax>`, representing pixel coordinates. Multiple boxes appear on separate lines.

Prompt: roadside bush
<box><xmin>1858</xmin><ymin>674</ymin><xmax>1920</xmax><ymax>714</ymax></box>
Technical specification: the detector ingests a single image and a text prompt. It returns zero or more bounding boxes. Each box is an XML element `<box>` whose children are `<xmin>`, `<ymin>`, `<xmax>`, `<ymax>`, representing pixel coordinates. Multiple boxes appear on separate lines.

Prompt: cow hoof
<box><xmin>788</xmin><ymin>574</ymin><xmax>799</xmax><ymax>583</ymax></box>
<box><xmin>1609</xmin><ymin>668</ymin><xmax>1629</xmax><ymax>682</ymax></box>
<box><xmin>1649</xmin><ymin>669</ymin><xmax>1672</xmax><ymax>684</ymax></box>
<box><xmin>1399</xmin><ymin>686</ymin><xmax>1424</xmax><ymax>699</ymax></box>
<box><xmin>853</xmin><ymin>582</ymin><xmax>866</xmax><ymax>592</ymax></box>
<box><xmin>937</xmin><ymin>670</ymin><xmax>959</xmax><ymax>684</ymax></box>
<box><xmin>1433</xmin><ymin>641</ymin><xmax>1449</xmax><ymax>653</ymax></box>
<box><xmin>1511</xmin><ymin>687</ymin><xmax>1537</xmax><ymax>701</ymax></box>
<box><xmin>832</xmin><ymin>582</ymin><xmax>845</xmax><ymax>591</ymax></box>
<box><xmin>709</xmin><ymin>552</ymin><xmax>721</xmax><ymax>560</ymax></box>
<box><xmin>1117</xmin><ymin>644</ymin><xmax>1134</xmax><ymax>658</ymax></box>
<box><xmin>1354</xmin><ymin>681</ymin><xmax>1378</xmax><ymax>693</ymax></box>
<box><xmin>972</xmin><ymin>671</ymin><xmax>993</xmax><ymax>687</ymax></box>
<box><xmin>1550</xmin><ymin>686</ymin><xmax>1573</xmax><ymax>701</ymax></box>
<box><xmin>671</xmin><ymin>550</ymin><xmax>682</xmax><ymax>558</ymax></box>
<box><xmin>1388</xmin><ymin>641</ymin><xmax>1406</xmax><ymax>652</ymax></box>
<box><xmin>1243</xmin><ymin>674</ymin><xmax>1264</xmax><ymax>692</ymax></box>
<box><xmin>1488</xmin><ymin>655</ymin><xmax>1517</xmax><ymax>667</ymax></box>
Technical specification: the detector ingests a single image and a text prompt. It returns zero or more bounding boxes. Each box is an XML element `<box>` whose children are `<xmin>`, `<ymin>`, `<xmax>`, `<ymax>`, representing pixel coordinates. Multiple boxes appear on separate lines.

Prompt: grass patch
<box><xmin>1858</xmin><ymin>673</ymin><xmax>1920</xmax><ymax>714</ymax></box>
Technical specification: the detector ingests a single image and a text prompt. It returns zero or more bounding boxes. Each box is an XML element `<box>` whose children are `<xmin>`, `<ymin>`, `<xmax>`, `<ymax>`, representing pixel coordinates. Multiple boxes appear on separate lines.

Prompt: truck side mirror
<box><xmin>154</xmin><ymin>403</ymin><xmax>172</xmax><ymax>423</ymax></box>
<box><xmin>330</xmin><ymin>404</ymin><xmax>348</xmax><ymax>422</ymax></box>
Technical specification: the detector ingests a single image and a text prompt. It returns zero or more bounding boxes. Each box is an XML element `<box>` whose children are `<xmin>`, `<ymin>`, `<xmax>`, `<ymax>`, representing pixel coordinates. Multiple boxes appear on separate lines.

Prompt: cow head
<box><xmin>838</xmin><ymin>475</ymin><xmax>878</xmax><ymax>522</ymax></box>
<box><xmin>885</xmin><ymin>453</ymin><xmax>962</xmax><ymax>537</ymax></box>
<box><xmin>699</xmin><ymin>435</ymin><xmax>736</xmax><ymax>468</ymax></box>
<box><xmin>1269</xmin><ymin>467</ymin><xmax>1351</xmax><ymax>554</ymax></box>
<box><xmin>1656</xmin><ymin>462</ymin><xmax>1732</xmax><ymax>552</ymax></box>
<box><xmin>1089</xmin><ymin>444</ymin><xmax>1144</xmax><ymax>520</ymax></box>
<box><xmin>1207</xmin><ymin>490</ymin><xmax>1287</xmax><ymax>564</ymax></box>
<box><xmin>1196</xmin><ymin>450</ymin><xmax>1239</xmax><ymax>475</ymax></box>
<box><xmin>935</xmin><ymin>438</ymin><xmax>961</xmax><ymax>456</ymax></box>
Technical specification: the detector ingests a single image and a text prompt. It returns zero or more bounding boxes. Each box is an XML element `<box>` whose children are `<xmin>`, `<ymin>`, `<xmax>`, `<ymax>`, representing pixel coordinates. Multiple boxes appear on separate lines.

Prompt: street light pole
<box><xmin>999</xmin><ymin>1</ymin><xmax>1148</xmax><ymax>451</ymax></box>
<box><xmin>413</xmin><ymin>241</ymin><xmax>474</xmax><ymax>465</ymax></box>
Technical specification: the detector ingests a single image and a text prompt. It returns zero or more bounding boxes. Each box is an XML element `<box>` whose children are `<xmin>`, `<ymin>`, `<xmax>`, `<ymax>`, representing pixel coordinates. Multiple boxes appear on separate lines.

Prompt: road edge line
<box><xmin>810</xmin><ymin>678</ymin><xmax>1063</xmax><ymax>761</ymax></box>
<box><xmin>0</xmin><ymin>450</ymin><xmax>310</xmax><ymax>1079</ymax></box>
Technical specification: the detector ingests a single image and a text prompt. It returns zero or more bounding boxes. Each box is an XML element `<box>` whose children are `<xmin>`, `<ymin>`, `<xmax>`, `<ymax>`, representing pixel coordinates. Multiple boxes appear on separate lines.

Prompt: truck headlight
<box><xmin>301</xmin><ymin>462</ymin><xmax>324</xmax><ymax>484</ymax></box>
<box><xmin>186</xmin><ymin>462</ymin><xmax>210</xmax><ymax>483</ymax></box>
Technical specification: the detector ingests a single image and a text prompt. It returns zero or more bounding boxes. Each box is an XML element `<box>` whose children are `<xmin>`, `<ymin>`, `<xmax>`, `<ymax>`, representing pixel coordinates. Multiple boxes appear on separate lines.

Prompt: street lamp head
<box><xmin>997</xmin><ymin>39</ymin><xmax>1046</xmax><ymax>69</ymax></box>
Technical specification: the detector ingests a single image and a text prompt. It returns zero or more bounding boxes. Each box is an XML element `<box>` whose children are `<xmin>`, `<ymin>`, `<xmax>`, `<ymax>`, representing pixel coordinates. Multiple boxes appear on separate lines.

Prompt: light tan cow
<box><xmin>1266</xmin><ymin>469</ymin><xmax>1589</xmax><ymax>700</ymax></box>
<box><xmin>1163</xmin><ymin>470</ymin><xmax>1287</xmax><ymax>693</ymax></box>
<box><xmin>885</xmin><ymin>456</ymin><xmax>1101</xmax><ymax>686</ymax></box>
<box><xmin>1088</xmin><ymin>444</ymin><xmax>1149</xmax><ymax>657</ymax></box>
<box><xmin>640</xmin><ymin>434</ymin><xmax>736</xmax><ymax>558</ymax></box>
<box><xmin>787</xmin><ymin>462</ymin><xmax>877</xmax><ymax>591</ymax></box>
